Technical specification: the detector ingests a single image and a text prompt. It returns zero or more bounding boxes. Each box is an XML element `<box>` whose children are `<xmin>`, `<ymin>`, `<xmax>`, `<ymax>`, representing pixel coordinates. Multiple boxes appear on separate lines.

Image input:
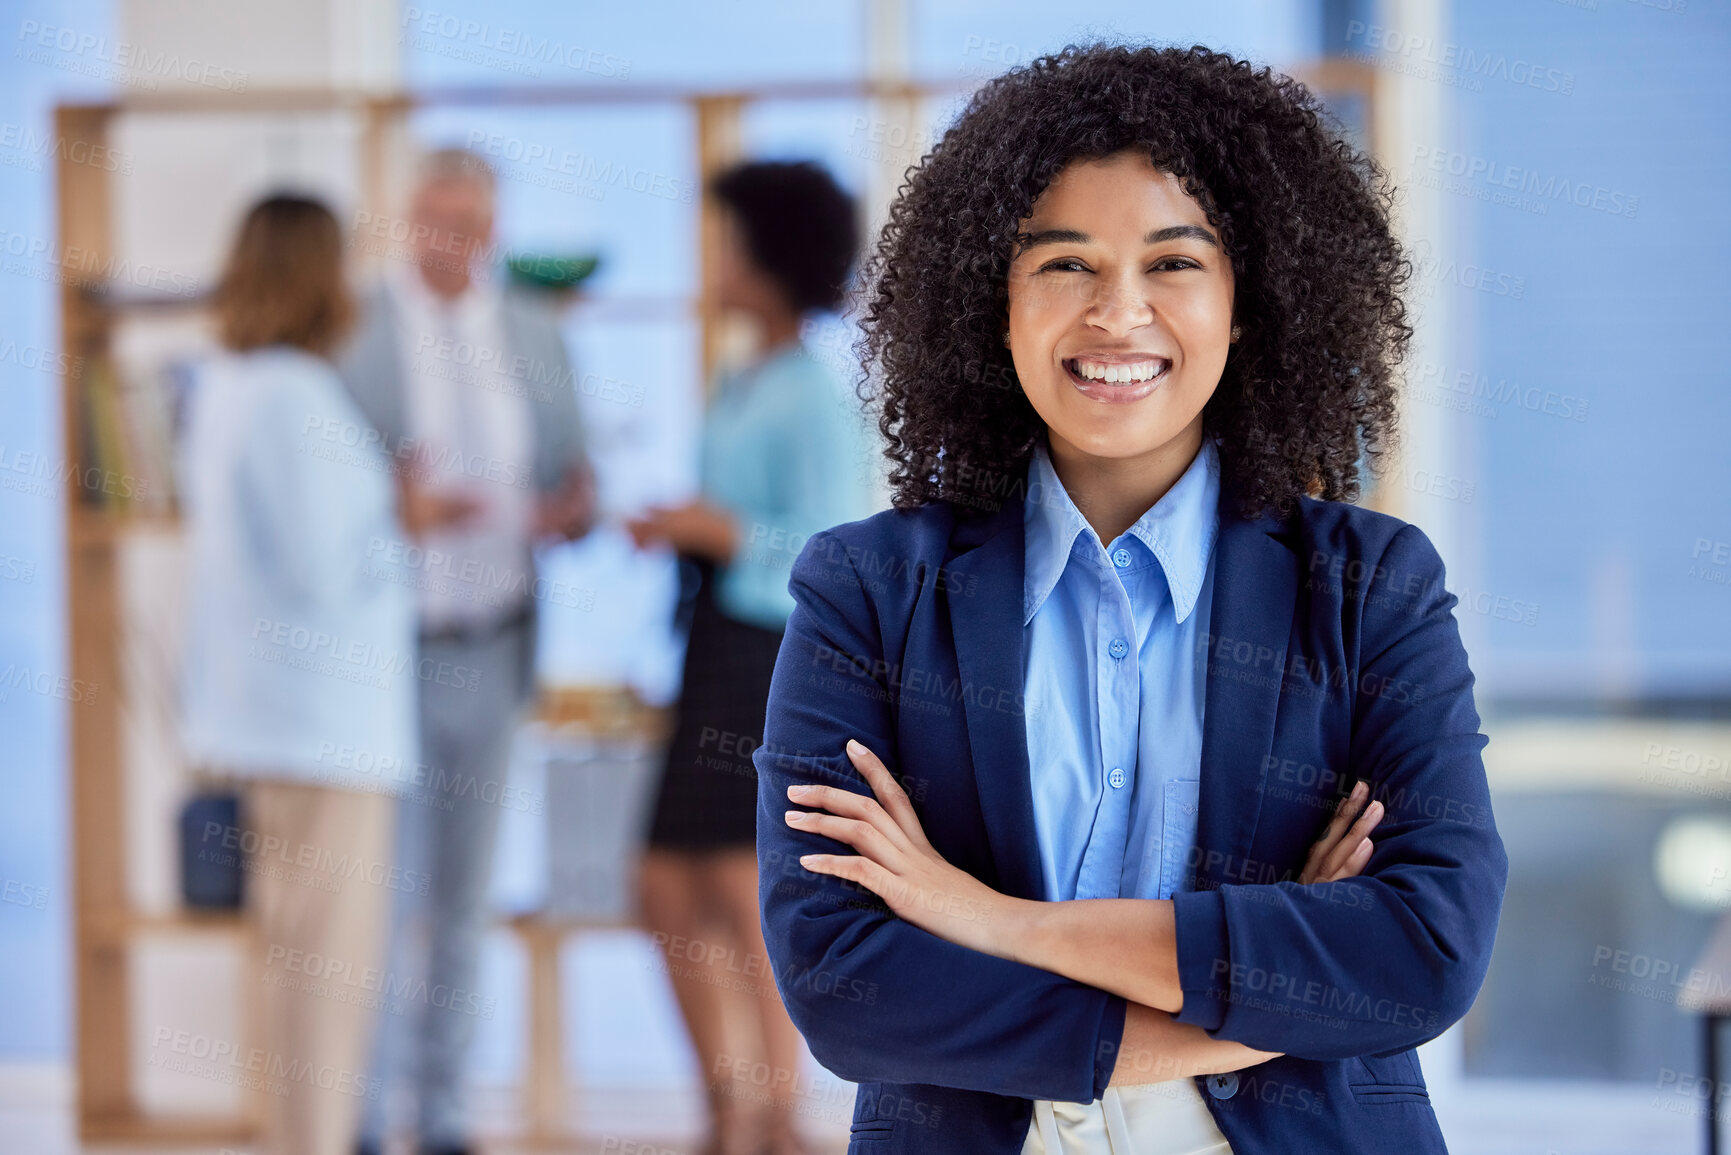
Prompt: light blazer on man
<box><xmin>754</xmin><ymin>472</ymin><xmax>1508</xmax><ymax>1154</ymax></box>
<box><xmin>337</xmin><ymin>278</ymin><xmax>590</xmax><ymax>687</ymax></box>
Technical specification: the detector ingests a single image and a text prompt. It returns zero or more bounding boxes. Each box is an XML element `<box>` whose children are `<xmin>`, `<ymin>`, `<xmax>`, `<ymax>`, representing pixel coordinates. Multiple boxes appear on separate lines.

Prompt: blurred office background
<box><xmin>0</xmin><ymin>0</ymin><xmax>1727</xmax><ymax>1152</ymax></box>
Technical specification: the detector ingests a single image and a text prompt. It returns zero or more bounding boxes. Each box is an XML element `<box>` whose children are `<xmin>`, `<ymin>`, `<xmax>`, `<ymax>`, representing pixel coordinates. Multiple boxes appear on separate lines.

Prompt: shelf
<box><xmin>80</xmin><ymin>1112</ymin><xmax>254</xmax><ymax>1145</ymax></box>
<box><xmin>535</xmin><ymin>683</ymin><xmax>672</xmax><ymax>739</ymax></box>
<box><xmin>77</xmin><ymin>282</ymin><xmax>212</xmax><ymax>314</ymax></box>
<box><xmin>93</xmin><ymin>77</ymin><xmax>971</xmax><ymax>117</ymax></box>
<box><xmin>81</xmin><ymin>908</ymin><xmax>250</xmax><ymax>943</ymax></box>
<box><xmin>68</xmin><ymin>509</ymin><xmax>182</xmax><ymax>544</ymax></box>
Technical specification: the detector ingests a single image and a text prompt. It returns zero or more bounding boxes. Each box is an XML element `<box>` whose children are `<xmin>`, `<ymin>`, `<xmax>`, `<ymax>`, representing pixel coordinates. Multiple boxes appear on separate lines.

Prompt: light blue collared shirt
<box><xmin>1022</xmin><ymin>433</ymin><xmax>1221</xmax><ymax>903</ymax></box>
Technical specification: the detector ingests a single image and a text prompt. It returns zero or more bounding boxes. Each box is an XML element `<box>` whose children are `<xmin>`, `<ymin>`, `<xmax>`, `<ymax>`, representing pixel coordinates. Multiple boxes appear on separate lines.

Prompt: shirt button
<box><xmin>1108</xmin><ymin>767</ymin><xmax>1127</xmax><ymax>789</ymax></box>
<box><xmin>1111</xmin><ymin>547</ymin><xmax>1133</xmax><ymax>568</ymax></box>
<box><xmin>1108</xmin><ymin>638</ymin><xmax>1129</xmax><ymax>660</ymax></box>
<box><xmin>1207</xmin><ymin>1072</ymin><xmax>1239</xmax><ymax>1099</ymax></box>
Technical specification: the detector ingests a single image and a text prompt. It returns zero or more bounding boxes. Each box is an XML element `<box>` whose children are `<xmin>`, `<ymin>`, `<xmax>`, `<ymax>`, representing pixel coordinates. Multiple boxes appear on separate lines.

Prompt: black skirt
<box><xmin>645</xmin><ymin>553</ymin><xmax>786</xmax><ymax>851</ymax></box>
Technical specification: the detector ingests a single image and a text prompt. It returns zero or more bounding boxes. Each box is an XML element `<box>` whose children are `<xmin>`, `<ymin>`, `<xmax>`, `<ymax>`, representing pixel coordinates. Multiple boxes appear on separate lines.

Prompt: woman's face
<box><xmin>1006</xmin><ymin>148</ymin><xmax>1235</xmax><ymax>467</ymax></box>
<box><xmin>712</xmin><ymin>206</ymin><xmax>781</xmax><ymax>316</ymax></box>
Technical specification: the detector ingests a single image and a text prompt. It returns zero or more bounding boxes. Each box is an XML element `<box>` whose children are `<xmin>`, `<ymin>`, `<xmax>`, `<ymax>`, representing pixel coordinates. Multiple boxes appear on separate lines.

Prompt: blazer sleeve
<box><xmin>331</xmin><ymin>284</ymin><xmax>405</xmax><ymax>450</ymax></box>
<box><xmin>755</xmin><ymin>528</ymin><xmax>1127</xmax><ymax>1101</ymax></box>
<box><xmin>1170</xmin><ymin>522</ymin><xmax>1509</xmax><ymax>1059</ymax></box>
<box><xmin>508</xmin><ymin>292</ymin><xmax>591</xmax><ymax>495</ymax></box>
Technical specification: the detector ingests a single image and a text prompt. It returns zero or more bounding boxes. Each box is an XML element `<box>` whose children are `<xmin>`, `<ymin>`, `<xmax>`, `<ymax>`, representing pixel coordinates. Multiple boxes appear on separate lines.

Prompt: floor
<box><xmin>0</xmin><ymin>1064</ymin><xmax>1702</xmax><ymax>1155</ymax></box>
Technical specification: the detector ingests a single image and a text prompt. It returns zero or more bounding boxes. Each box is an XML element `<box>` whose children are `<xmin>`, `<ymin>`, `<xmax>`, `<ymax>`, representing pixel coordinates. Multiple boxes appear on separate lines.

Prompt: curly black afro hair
<box><xmin>711</xmin><ymin>160</ymin><xmax>859</xmax><ymax>314</ymax></box>
<box><xmin>854</xmin><ymin>43</ymin><xmax>1412</xmax><ymax>519</ymax></box>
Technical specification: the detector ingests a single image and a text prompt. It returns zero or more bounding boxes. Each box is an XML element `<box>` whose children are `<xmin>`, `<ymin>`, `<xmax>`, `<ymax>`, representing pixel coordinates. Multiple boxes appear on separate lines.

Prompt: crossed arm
<box><xmin>786</xmin><ymin>739</ymin><xmax>1385</xmax><ymax>1086</ymax></box>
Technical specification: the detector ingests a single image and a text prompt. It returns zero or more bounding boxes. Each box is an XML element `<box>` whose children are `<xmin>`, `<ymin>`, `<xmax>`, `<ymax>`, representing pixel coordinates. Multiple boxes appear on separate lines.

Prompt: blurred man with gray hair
<box><xmin>339</xmin><ymin>146</ymin><xmax>596</xmax><ymax>1155</ymax></box>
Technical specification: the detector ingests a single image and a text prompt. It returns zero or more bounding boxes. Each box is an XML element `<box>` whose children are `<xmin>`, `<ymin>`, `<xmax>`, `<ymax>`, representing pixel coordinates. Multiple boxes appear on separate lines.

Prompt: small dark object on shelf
<box><xmin>179</xmin><ymin>791</ymin><xmax>245</xmax><ymax>909</ymax></box>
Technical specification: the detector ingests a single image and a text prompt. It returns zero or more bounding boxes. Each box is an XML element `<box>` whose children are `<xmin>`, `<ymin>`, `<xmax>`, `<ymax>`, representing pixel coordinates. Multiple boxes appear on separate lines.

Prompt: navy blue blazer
<box><xmin>753</xmin><ymin>476</ymin><xmax>1508</xmax><ymax>1155</ymax></box>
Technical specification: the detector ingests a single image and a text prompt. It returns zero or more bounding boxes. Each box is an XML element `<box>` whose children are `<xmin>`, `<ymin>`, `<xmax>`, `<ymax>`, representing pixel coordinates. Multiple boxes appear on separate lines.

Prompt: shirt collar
<box><xmin>389</xmin><ymin>259</ymin><xmax>499</xmax><ymax>327</ymax></box>
<box><xmin>1023</xmin><ymin>433</ymin><xmax>1221</xmax><ymax>627</ymax></box>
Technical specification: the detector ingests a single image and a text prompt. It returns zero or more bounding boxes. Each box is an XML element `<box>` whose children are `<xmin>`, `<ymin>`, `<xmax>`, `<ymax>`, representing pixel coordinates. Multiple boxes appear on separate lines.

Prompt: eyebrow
<box><xmin>1014</xmin><ymin>224</ymin><xmax>1221</xmax><ymax>252</ymax></box>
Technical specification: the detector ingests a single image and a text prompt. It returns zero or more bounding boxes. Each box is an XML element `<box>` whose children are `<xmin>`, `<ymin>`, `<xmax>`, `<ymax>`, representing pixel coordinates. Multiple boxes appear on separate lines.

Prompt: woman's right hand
<box><xmin>1108</xmin><ymin>1002</ymin><xmax>1281</xmax><ymax>1086</ymax></box>
<box><xmin>1298</xmin><ymin>780</ymin><xmax>1385</xmax><ymax>885</ymax></box>
<box><xmin>396</xmin><ymin>475</ymin><xmax>483</xmax><ymax>540</ymax></box>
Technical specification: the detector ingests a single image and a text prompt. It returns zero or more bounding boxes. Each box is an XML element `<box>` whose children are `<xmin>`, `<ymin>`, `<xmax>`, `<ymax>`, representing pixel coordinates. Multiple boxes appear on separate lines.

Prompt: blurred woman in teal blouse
<box><xmin>625</xmin><ymin>160</ymin><xmax>875</xmax><ymax>1155</ymax></box>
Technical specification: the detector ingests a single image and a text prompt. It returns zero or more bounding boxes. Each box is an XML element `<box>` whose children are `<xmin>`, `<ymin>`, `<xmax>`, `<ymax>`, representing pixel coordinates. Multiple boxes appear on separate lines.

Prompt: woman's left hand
<box><xmin>787</xmin><ymin>739</ymin><xmax>1009</xmax><ymax>956</ymax></box>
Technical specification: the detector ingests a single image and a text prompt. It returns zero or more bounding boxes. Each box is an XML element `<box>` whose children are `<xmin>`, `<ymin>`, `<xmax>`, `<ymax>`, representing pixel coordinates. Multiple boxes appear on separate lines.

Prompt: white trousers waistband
<box><xmin>1021</xmin><ymin>1078</ymin><xmax>1234</xmax><ymax>1155</ymax></box>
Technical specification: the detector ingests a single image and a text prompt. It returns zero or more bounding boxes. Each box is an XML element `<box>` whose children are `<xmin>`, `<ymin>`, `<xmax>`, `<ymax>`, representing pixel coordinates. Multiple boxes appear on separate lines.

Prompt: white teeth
<box><xmin>1072</xmin><ymin>359</ymin><xmax>1163</xmax><ymax>383</ymax></box>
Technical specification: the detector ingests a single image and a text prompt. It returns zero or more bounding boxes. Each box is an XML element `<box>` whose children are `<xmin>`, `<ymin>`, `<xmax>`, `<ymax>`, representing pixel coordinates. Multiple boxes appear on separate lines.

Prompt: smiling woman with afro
<box><xmin>754</xmin><ymin>41</ymin><xmax>1507</xmax><ymax>1155</ymax></box>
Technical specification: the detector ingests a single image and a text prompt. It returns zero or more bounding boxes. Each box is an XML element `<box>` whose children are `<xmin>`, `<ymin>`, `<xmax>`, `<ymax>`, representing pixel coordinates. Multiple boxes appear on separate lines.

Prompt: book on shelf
<box><xmin>72</xmin><ymin>351</ymin><xmax>179</xmax><ymax>517</ymax></box>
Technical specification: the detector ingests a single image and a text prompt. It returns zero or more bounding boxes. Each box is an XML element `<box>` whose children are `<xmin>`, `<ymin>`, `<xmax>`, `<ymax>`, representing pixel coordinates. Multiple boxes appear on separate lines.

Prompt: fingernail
<box><xmin>787</xmin><ymin>784</ymin><xmax>811</xmax><ymax>798</ymax></box>
<box><xmin>799</xmin><ymin>855</ymin><xmax>816</xmax><ymax>867</ymax></box>
<box><xmin>846</xmin><ymin>738</ymin><xmax>863</xmax><ymax>755</ymax></box>
<box><xmin>784</xmin><ymin>810</ymin><xmax>804</xmax><ymax>823</ymax></box>
<box><xmin>1368</xmin><ymin>801</ymin><xmax>1384</xmax><ymax>816</ymax></box>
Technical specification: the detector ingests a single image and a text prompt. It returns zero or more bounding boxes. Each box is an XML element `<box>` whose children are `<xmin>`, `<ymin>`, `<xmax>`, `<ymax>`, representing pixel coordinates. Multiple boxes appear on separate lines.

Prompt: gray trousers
<box><xmin>359</xmin><ymin>615</ymin><xmax>531</xmax><ymax>1146</ymax></box>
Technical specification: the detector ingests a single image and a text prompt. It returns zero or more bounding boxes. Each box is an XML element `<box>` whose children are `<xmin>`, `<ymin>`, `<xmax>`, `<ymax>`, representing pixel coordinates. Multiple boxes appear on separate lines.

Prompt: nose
<box><xmin>1082</xmin><ymin>269</ymin><xmax>1155</xmax><ymax>338</ymax></box>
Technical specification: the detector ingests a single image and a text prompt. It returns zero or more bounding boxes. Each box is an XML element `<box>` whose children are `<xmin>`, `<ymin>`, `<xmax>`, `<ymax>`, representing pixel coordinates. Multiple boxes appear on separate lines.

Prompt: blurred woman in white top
<box><xmin>179</xmin><ymin>193</ymin><xmax>415</xmax><ymax>1155</ymax></box>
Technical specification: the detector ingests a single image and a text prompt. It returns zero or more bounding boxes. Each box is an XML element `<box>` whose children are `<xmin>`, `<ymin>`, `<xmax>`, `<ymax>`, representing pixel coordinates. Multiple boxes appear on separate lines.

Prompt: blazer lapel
<box><xmin>944</xmin><ymin>493</ymin><xmax>1047</xmax><ymax>903</ymax></box>
<box><xmin>498</xmin><ymin>294</ymin><xmax>559</xmax><ymax>491</ymax></box>
<box><xmin>1195</xmin><ymin>503</ymin><xmax>1298</xmax><ymax>886</ymax></box>
<box><xmin>337</xmin><ymin>283</ymin><xmax>408</xmax><ymax>451</ymax></box>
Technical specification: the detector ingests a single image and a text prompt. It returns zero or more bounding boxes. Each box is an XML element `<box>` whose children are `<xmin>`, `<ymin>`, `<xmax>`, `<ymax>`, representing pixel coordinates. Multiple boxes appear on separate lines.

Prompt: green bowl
<box><xmin>506</xmin><ymin>252</ymin><xmax>601</xmax><ymax>291</ymax></box>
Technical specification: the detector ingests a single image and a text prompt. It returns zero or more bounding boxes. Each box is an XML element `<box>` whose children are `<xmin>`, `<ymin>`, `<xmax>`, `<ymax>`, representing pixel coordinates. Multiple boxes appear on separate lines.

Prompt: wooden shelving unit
<box><xmin>56</xmin><ymin>76</ymin><xmax>964</xmax><ymax>1145</ymax></box>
